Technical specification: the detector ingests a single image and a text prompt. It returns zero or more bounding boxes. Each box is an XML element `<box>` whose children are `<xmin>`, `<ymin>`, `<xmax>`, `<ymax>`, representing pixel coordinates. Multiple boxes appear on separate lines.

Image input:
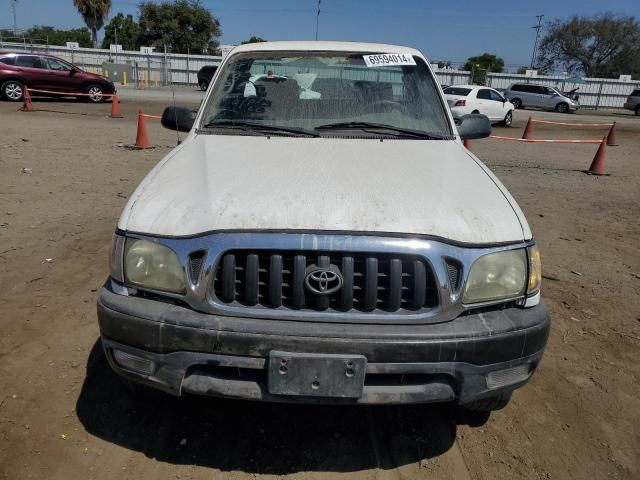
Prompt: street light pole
<box><xmin>11</xmin><ymin>0</ymin><xmax>19</xmax><ymax>34</ymax></box>
<box><xmin>530</xmin><ymin>14</ymin><xmax>544</xmax><ymax>69</ymax></box>
<box><xmin>315</xmin><ymin>0</ymin><xmax>321</xmax><ymax>40</ymax></box>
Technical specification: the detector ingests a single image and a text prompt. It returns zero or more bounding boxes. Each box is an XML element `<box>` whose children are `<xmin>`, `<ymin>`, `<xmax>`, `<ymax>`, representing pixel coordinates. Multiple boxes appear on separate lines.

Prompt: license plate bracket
<box><xmin>268</xmin><ymin>351</ymin><xmax>366</xmax><ymax>398</ymax></box>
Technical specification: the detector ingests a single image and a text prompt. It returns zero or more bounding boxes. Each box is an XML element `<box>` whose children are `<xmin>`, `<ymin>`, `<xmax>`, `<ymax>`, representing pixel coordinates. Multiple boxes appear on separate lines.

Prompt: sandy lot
<box><xmin>0</xmin><ymin>94</ymin><xmax>638</xmax><ymax>480</ymax></box>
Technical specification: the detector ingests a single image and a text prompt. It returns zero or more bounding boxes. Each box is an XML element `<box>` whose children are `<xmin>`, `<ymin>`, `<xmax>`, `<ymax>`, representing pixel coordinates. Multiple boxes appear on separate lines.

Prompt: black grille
<box><xmin>212</xmin><ymin>250</ymin><xmax>438</xmax><ymax>313</ymax></box>
<box><xmin>188</xmin><ymin>250</ymin><xmax>206</xmax><ymax>285</ymax></box>
<box><xmin>445</xmin><ymin>258</ymin><xmax>462</xmax><ymax>293</ymax></box>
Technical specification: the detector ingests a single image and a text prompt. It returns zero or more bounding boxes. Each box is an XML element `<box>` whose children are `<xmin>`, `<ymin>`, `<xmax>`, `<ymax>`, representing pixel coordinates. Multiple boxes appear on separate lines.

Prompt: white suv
<box><xmin>99</xmin><ymin>41</ymin><xmax>550</xmax><ymax>412</ymax></box>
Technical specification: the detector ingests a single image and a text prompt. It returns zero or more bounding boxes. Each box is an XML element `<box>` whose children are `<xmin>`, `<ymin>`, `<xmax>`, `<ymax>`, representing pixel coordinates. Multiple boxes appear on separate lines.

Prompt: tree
<box><xmin>537</xmin><ymin>13</ymin><xmax>640</xmax><ymax>78</ymax></box>
<box><xmin>516</xmin><ymin>66</ymin><xmax>528</xmax><ymax>74</ymax></box>
<box><xmin>101</xmin><ymin>13</ymin><xmax>141</xmax><ymax>50</ymax></box>
<box><xmin>462</xmin><ymin>53</ymin><xmax>505</xmax><ymax>73</ymax></box>
<box><xmin>241</xmin><ymin>36</ymin><xmax>266</xmax><ymax>44</ymax></box>
<box><xmin>0</xmin><ymin>26</ymin><xmax>92</xmax><ymax>47</ymax></box>
<box><xmin>138</xmin><ymin>0</ymin><xmax>221</xmax><ymax>54</ymax></box>
<box><xmin>73</xmin><ymin>0</ymin><xmax>112</xmax><ymax>48</ymax></box>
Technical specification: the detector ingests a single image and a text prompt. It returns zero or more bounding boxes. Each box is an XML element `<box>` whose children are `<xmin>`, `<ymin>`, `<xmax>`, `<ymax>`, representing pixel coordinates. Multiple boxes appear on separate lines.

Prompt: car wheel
<box><xmin>471</xmin><ymin>109</ymin><xmax>479</xmax><ymax>114</ymax></box>
<box><xmin>1</xmin><ymin>80</ymin><xmax>24</xmax><ymax>101</ymax></box>
<box><xmin>501</xmin><ymin>110</ymin><xmax>513</xmax><ymax>127</ymax></box>
<box><xmin>85</xmin><ymin>84</ymin><xmax>105</xmax><ymax>103</ymax></box>
<box><xmin>199</xmin><ymin>80</ymin><xmax>209</xmax><ymax>91</ymax></box>
<box><xmin>510</xmin><ymin>98</ymin><xmax>522</xmax><ymax>109</ymax></box>
<box><xmin>555</xmin><ymin>102</ymin><xmax>569</xmax><ymax>113</ymax></box>
<box><xmin>635</xmin><ymin>105</ymin><xmax>640</xmax><ymax>116</ymax></box>
<box><xmin>460</xmin><ymin>392</ymin><xmax>512</xmax><ymax>412</ymax></box>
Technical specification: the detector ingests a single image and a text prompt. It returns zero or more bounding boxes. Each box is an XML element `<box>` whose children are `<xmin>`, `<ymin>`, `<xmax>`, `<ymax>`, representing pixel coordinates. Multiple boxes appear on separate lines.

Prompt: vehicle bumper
<box><xmin>97</xmin><ymin>283</ymin><xmax>551</xmax><ymax>405</ymax></box>
<box><xmin>623</xmin><ymin>102</ymin><xmax>636</xmax><ymax>111</ymax></box>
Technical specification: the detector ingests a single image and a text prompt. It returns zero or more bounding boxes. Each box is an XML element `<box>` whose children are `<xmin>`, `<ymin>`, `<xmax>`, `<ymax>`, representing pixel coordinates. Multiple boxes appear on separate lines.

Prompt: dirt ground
<box><xmin>1</xmin><ymin>94</ymin><xmax>638</xmax><ymax>480</ymax></box>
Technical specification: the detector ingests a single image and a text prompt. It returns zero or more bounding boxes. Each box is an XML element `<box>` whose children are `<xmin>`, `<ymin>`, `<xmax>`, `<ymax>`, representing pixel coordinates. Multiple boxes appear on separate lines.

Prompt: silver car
<box><xmin>623</xmin><ymin>89</ymin><xmax>640</xmax><ymax>116</ymax></box>
<box><xmin>504</xmin><ymin>83</ymin><xmax>579</xmax><ymax>113</ymax></box>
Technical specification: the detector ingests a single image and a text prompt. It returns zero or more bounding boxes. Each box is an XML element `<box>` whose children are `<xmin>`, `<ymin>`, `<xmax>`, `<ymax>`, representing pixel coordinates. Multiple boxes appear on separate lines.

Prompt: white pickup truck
<box><xmin>98</xmin><ymin>41</ymin><xmax>550</xmax><ymax>412</ymax></box>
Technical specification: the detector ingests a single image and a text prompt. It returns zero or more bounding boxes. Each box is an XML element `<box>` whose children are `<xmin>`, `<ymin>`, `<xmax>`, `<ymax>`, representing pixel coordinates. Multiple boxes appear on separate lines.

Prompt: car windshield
<box><xmin>200</xmin><ymin>51</ymin><xmax>452</xmax><ymax>138</ymax></box>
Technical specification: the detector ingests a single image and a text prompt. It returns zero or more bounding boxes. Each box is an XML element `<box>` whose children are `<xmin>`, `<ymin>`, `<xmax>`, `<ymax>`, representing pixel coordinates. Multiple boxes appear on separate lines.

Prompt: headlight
<box><xmin>463</xmin><ymin>249</ymin><xmax>527</xmax><ymax>304</ymax></box>
<box><xmin>527</xmin><ymin>244</ymin><xmax>541</xmax><ymax>295</ymax></box>
<box><xmin>110</xmin><ymin>233</ymin><xmax>125</xmax><ymax>283</ymax></box>
<box><xmin>124</xmin><ymin>239</ymin><xmax>186</xmax><ymax>293</ymax></box>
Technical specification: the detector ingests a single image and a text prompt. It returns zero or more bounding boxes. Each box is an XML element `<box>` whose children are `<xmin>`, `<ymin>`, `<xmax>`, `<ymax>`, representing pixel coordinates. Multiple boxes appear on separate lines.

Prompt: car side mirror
<box><xmin>161</xmin><ymin>106</ymin><xmax>196</xmax><ymax>132</ymax></box>
<box><xmin>456</xmin><ymin>113</ymin><xmax>491</xmax><ymax>140</ymax></box>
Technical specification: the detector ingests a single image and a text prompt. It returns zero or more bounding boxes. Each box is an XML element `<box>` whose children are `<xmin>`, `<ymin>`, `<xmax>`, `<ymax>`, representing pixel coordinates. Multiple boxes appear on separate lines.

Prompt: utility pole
<box><xmin>530</xmin><ymin>14</ymin><xmax>544</xmax><ymax>69</ymax></box>
<box><xmin>11</xmin><ymin>0</ymin><xmax>18</xmax><ymax>34</ymax></box>
<box><xmin>315</xmin><ymin>0</ymin><xmax>321</xmax><ymax>40</ymax></box>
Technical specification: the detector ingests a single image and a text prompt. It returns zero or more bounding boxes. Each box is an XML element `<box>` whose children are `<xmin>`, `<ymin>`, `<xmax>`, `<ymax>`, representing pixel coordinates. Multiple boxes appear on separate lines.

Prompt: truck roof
<box><xmin>230</xmin><ymin>40</ymin><xmax>423</xmax><ymax>57</ymax></box>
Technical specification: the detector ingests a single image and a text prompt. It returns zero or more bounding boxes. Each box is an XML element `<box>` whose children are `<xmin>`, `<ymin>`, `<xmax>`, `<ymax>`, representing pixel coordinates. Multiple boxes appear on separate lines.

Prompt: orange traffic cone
<box><xmin>22</xmin><ymin>87</ymin><xmax>33</xmax><ymax>112</ymax></box>
<box><xmin>586</xmin><ymin>137</ymin><xmax>608</xmax><ymax>175</ymax></box>
<box><xmin>110</xmin><ymin>93</ymin><xmax>123</xmax><ymax>118</ymax></box>
<box><xmin>134</xmin><ymin>110</ymin><xmax>151</xmax><ymax>148</ymax></box>
<box><xmin>463</xmin><ymin>138</ymin><xmax>471</xmax><ymax>150</ymax></box>
<box><xmin>606</xmin><ymin>122</ymin><xmax>617</xmax><ymax>146</ymax></box>
<box><xmin>521</xmin><ymin>116</ymin><xmax>533</xmax><ymax>140</ymax></box>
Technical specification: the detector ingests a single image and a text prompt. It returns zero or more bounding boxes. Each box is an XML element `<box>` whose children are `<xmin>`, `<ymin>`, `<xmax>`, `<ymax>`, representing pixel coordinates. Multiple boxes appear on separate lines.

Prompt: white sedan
<box><xmin>444</xmin><ymin>85</ymin><xmax>514</xmax><ymax>126</ymax></box>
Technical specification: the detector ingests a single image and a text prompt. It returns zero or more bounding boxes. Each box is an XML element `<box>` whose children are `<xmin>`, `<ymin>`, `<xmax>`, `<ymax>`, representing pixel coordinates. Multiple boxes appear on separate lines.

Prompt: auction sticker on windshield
<box><xmin>363</xmin><ymin>53</ymin><xmax>416</xmax><ymax>67</ymax></box>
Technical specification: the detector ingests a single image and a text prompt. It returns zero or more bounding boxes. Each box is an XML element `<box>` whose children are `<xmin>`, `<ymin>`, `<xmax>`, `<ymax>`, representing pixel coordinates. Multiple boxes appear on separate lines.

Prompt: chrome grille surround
<box><xmin>119</xmin><ymin>232</ymin><xmax>533</xmax><ymax>325</ymax></box>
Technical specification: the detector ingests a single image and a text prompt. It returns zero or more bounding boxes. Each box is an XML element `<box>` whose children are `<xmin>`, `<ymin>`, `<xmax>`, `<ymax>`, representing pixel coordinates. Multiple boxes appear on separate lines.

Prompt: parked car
<box><xmin>197</xmin><ymin>65</ymin><xmax>218</xmax><ymax>91</ymax></box>
<box><xmin>0</xmin><ymin>52</ymin><xmax>115</xmax><ymax>102</ymax></box>
<box><xmin>623</xmin><ymin>88</ymin><xmax>640</xmax><ymax>115</ymax></box>
<box><xmin>99</xmin><ymin>41</ymin><xmax>550</xmax><ymax>412</ymax></box>
<box><xmin>503</xmin><ymin>83</ymin><xmax>579</xmax><ymax>113</ymax></box>
<box><xmin>444</xmin><ymin>85</ymin><xmax>514</xmax><ymax>126</ymax></box>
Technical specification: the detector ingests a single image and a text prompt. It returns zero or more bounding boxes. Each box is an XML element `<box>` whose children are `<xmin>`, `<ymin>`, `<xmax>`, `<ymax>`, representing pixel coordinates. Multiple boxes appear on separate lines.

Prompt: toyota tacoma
<box><xmin>98</xmin><ymin>41</ymin><xmax>550</xmax><ymax>411</ymax></box>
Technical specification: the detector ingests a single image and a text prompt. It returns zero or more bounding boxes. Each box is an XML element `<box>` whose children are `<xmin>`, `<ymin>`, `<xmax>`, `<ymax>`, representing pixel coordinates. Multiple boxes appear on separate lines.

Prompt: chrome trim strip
<box><xmin>120</xmin><ymin>232</ymin><xmax>533</xmax><ymax>325</ymax></box>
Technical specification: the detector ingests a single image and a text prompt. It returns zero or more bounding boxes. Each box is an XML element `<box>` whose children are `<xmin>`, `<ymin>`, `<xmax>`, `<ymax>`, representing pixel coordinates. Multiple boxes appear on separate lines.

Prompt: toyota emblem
<box><xmin>304</xmin><ymin>265</ymin><xmax>343</xmax><ymax>295</ymax></box>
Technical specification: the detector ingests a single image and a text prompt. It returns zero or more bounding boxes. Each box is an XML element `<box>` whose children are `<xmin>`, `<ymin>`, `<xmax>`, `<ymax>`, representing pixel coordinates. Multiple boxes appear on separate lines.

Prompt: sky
<box><xmin>2</xmin><ymin>0</ymin><xmax>640</xmax><ymax>68</ymax></box>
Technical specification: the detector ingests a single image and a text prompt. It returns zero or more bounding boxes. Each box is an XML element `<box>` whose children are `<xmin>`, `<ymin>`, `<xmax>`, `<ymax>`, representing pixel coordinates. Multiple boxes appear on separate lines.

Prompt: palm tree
<box><xmin>73</xmin><ymin>0</ymin><xmax>112</xmax><ymax>48</ymax></box>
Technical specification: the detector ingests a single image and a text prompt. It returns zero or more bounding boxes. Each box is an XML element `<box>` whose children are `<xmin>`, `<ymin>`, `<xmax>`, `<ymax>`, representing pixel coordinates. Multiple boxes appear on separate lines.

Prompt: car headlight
<box><xmin>527</xmin><ymin>244</ymin><xmax>541</xmax><ymax>295</ymax></box>
<box><xmin>123</xmin><ymin>238</ymin><xmax>186</xmax><ymax>293</ymax></box>
<box><xmin>463</xmin><ymin>249</ymin><xmax>527</xmax><ymax>304</ymax></box>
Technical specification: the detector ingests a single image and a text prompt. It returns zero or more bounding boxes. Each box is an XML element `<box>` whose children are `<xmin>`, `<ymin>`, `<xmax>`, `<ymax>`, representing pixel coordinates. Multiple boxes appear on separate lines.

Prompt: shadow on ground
<box><xmin>77</xmin><ymin>340</ymin><xmax>488</xmax><ymax>474</ymax></box>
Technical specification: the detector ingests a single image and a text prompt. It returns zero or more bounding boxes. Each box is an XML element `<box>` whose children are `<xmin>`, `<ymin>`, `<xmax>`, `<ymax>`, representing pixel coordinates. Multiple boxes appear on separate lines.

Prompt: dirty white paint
<box><xmin>119</xmin><ymin>135</ymin><xmax>530</xmax><ymax>244</ymax></box>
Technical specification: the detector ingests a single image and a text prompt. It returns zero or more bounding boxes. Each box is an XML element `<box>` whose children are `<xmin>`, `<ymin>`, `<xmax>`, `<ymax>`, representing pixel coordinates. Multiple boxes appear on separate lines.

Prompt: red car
<box><xmin>0</xmin><ymin>52</ymin><xmax>115</xmax><ymax>103</ymax></box>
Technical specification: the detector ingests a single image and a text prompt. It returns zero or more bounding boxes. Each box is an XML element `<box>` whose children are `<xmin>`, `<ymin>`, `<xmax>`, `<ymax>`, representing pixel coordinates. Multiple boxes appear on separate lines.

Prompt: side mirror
<box><xmin>456</xmin><ymin>113</ymin><xmax>491</xmax><ymax>140</ymax></box>
<box><xmin>161</xmin><ymin>106</ymin><xmax>196</xmax><ymax>132</ymax></box>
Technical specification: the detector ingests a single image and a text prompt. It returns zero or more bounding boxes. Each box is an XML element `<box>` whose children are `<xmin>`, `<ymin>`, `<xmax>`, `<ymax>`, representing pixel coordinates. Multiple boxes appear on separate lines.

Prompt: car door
<box><xmin>522</xmin><ymin>85</ymin><xmax>539</xmax><ymax>107</ymax></box>
<box><xmin>538</xmin><ymin>86</ymin><xmax>555</xmax><ymax>109</ymax></box>
<box><xmin>476</xmin><ymin>88</ymin><xmax>498</xmax><ymax>120</ymax></box>
<box><xmin>489</xmin><ymin>89</ymin><xmax>508</xmax><ymax>119</ymax></box>
<box><xmin>13</xmin><ymin>55</ymin><xmax>50</xmax><ymax>89</ymax></box>
<box><xmin>41</xmin><ymin>57</ymin><xmax>84</xmax><ymax>93</ymax></box>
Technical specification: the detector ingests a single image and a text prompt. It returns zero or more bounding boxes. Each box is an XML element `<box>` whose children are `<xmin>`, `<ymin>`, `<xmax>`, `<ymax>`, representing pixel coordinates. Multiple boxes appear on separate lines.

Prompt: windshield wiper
<box><xmin>202</xmin><ymin>120</ymin><xmax>319</xmax><ymax>137</ymax></box>
<box><xmin>314</xmin><ymin>122</ymin><xmax>453</xmax><ymax>139</ymax></box>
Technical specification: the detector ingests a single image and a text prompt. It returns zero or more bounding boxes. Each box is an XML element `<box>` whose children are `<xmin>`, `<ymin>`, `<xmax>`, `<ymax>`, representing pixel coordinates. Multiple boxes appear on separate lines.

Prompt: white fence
<box><xmin>1</xmin><ymin>41</ymin><xmax>639</xmax><ymax>108</ymax></box>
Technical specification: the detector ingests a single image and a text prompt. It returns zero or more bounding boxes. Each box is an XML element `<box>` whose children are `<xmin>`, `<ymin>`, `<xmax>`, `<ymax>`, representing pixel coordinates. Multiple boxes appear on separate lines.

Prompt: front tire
<box><xmin>85</xmin><ymin>84</ymin><xmax>105</xmax><ymax>103</ymax></box>
<box><xmin>510</xmin><ymin>98</ymin><xmax>522</xmax><ymax>109</ymax></box>
<box><xmin>501</xmin><ymin>110</ymin><xmax>513</xmax><ymax>127</ymax></box>
<box><xmin>199</xmin><ymin>79</ymin><xmax>209</xmax><ymax>91</ymax></box>
<box><xmin>555</xmin><ymin>102</ymin><xmax>569</xmax><ymax>113</ymax></box>
<box><xmin>635</xmin><ymin>105</ymin><xmax>639</xmax><ymax>116</ymax></box>
<box><xmin>1</xmin><ymin>80</ymin><xmax>24</xmax><ymax>101</ymax></box>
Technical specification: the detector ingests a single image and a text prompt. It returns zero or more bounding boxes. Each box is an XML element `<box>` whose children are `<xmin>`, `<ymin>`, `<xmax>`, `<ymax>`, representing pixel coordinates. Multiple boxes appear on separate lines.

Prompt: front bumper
<box><xmin>97</xmin><ymin>283</ymin><xmax>550</xmax><ymax>405</ymax></box>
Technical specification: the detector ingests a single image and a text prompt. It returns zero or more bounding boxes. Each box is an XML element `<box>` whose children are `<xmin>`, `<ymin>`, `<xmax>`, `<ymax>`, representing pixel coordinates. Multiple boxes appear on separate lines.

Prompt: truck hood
<box><xmin>119</xmin><ymin>135</ymin><xmax>530</xmax><ymax>244</ymax></box>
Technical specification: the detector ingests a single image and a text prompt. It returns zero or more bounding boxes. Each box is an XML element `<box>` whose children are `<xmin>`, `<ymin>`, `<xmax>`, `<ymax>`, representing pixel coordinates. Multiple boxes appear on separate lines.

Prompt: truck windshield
<box><xmin>200</xmin><ymin>52</ymin><xmax>452</xmax><ymax>138</ymax></box>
